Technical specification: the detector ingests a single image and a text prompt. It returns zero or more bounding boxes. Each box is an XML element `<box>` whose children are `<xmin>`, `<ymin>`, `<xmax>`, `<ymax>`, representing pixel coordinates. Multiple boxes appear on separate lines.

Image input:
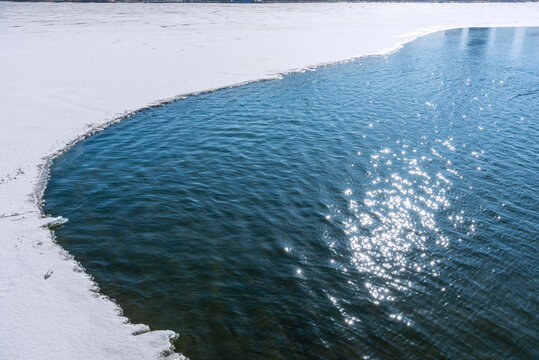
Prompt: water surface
<box><xmin>44</xmin><ymin>28</ymin><xmax>539</xmax><ymax>359</ymax></box>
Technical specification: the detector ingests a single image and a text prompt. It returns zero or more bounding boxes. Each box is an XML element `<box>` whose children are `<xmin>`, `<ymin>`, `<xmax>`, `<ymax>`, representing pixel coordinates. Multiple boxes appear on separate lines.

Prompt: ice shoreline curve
<box><xmin>1</xmin><ymin>3</ymin><xmax>538</xmax><ymax>359</ymax></box>
<box><xmin>35</xmin><ymin>37</ymin><xmax>417</xmax><ymax>202</ymax></box>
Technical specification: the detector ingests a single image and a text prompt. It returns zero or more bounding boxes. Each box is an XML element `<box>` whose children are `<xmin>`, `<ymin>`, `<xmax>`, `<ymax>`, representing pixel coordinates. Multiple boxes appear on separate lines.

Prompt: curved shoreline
<box><xmin>1</xmin><ymin>3</ymin><xmax>538</xmax><ymax>359</ymax></box>
<box><xmin>34</xmin><ymin>40</ymin><xmax>408</xmax><ymax>204</ymax></box>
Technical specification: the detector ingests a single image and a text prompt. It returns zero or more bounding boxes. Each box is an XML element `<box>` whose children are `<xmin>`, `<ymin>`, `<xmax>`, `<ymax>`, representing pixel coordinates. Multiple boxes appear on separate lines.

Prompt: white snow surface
<box><xmin>0</xmin><ymin>2</ymin><xmax>537</xmax><ymax>359</ymax></box>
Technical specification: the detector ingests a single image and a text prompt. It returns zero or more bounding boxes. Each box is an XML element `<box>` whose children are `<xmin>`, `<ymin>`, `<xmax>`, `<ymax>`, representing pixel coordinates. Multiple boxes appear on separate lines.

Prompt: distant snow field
<box><xmin>0</xmin><ymin>2</ymin><xmax>537</xmax><ymax>359</ymax></box>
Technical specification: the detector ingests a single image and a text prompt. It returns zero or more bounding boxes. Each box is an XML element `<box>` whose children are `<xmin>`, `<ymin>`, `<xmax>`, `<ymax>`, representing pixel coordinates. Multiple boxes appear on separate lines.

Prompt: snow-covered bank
<box><xmin>0</xmin><ymin>2</ymin><xmax>537</xmax><ymax>359</ymax></box>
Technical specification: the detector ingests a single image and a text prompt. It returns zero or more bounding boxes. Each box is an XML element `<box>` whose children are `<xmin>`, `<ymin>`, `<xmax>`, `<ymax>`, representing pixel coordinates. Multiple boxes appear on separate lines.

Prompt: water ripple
<box><xmin>45</xmin><ymin>28</ymin><xmax>539</xmax><ymax>359</ymax></box>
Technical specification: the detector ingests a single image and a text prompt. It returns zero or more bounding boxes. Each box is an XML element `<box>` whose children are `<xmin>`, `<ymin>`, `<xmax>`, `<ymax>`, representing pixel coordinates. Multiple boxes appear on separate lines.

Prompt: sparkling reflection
<box><xmin>341</xmin><ymin>144</ymin><xmax>452</xmax><ymax>304</ymax></box>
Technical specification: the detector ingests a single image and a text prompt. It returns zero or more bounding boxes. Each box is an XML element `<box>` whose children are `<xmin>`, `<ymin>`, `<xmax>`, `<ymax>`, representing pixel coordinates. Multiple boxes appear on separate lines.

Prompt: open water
<box><xmin>44</xmin><ymin>28</ymin><xmax>539</xmax><ymax>359</ymax></box>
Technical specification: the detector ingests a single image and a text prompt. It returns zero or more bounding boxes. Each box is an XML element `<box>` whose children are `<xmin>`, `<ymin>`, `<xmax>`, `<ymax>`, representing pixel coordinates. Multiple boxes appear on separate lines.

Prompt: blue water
<box><xmin>44</xmin><ymin>28</ymin><xmax>538</xmax><ymax>359</ymax></box>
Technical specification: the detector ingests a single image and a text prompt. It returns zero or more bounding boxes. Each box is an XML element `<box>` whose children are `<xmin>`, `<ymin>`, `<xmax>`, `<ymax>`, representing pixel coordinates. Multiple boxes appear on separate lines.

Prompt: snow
<box><xmin>0</xmin><ymin>2</ymin><xmax>537</xmax><ymax>359</ymax></box>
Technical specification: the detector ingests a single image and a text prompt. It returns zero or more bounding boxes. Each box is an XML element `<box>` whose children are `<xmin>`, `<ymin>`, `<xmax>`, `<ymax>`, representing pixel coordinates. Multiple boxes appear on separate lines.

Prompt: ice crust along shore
<box><xmin>0</xmin><ymin>2</ymin><xmax>537</xmax><ymax>359</ymax></box>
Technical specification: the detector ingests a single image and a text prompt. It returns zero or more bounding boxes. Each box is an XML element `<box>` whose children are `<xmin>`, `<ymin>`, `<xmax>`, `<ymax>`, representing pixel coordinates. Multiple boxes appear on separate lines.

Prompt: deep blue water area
<box><xmin>44</xmin><ymin>28</ymin><xmax>538</xmax><ymax>359</ymax></box>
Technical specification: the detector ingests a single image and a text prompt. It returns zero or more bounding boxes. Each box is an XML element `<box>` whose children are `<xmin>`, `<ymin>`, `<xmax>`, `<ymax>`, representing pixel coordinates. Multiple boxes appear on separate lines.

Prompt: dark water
<box><xmin>44</xmin><ymin>28</ymin><xmax>539</xmax><ymax>359</ymax></box>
